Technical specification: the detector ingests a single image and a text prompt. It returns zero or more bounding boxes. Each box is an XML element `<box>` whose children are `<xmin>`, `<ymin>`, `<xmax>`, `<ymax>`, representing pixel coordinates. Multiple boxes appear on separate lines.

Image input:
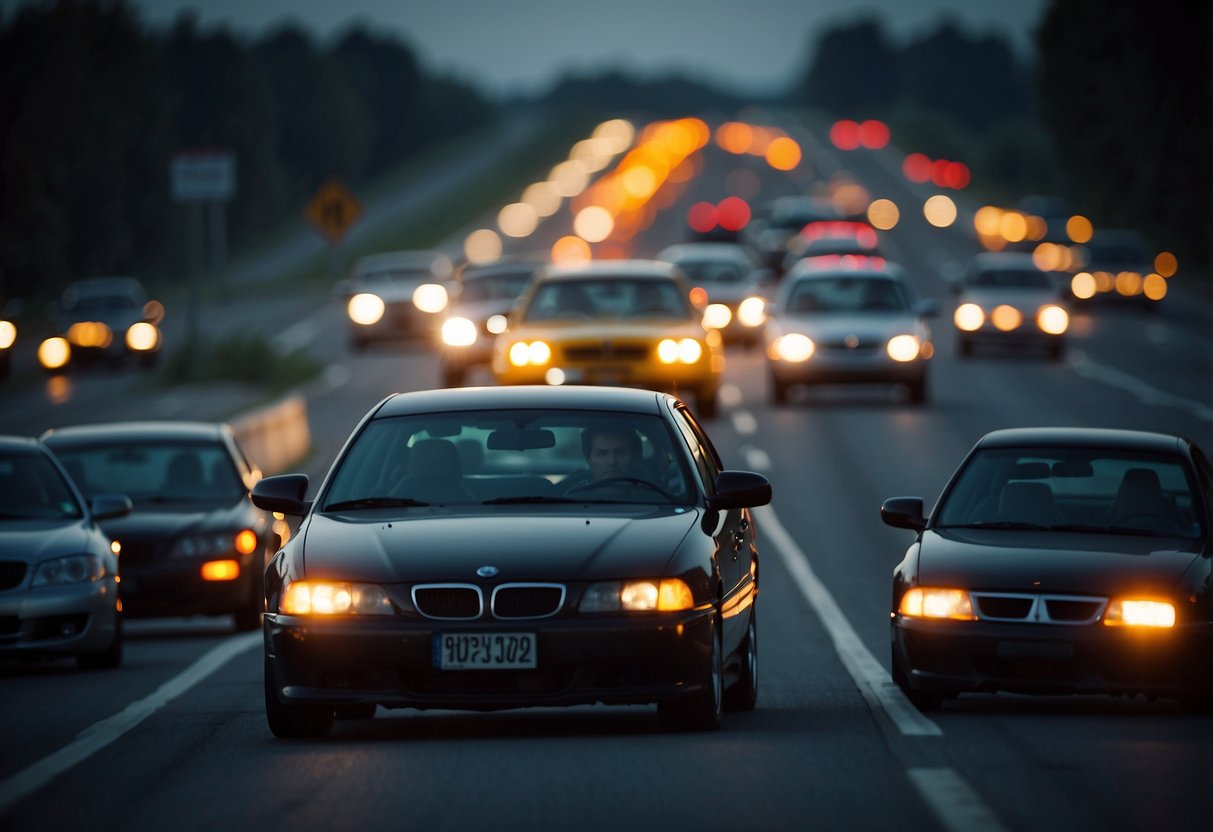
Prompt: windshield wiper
<box><xmin>324</xmin><ymin>496</ymin><xmax>429</xmax><ymax>511</ymax></box>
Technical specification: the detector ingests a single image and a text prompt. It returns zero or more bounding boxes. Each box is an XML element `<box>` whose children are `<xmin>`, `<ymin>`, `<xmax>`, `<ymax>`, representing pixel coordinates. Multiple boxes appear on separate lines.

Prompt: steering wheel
<box><xmin>564</xmin><ymin>476</ymin><xmax>675</xmax><ymax>501</ymax></box>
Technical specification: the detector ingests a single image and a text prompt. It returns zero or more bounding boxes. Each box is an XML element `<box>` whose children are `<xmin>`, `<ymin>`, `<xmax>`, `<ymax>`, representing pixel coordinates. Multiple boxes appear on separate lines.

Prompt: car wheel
<box><xmin>77</xmin><ymin>611</ymin><xmax>123</xmax><ymax>670</ymax></box>
<box><xmin>658</xmin><ymin>614</ymin><xmax>723</xmax><ymax>731</ymax></box>
<box><xmin>264</xmin><ymin>656</ymin><xmax>333</xmax><ymax>739</ymax></box>
<box><xmin>891</xmin><ymin>651</ymin><xmax>943</xmax><ymax>712</ymax></box>
<box><xmin>724</xmin><ymin>607</ymin><xmax>758</xmax><ymax>712</ymax></box>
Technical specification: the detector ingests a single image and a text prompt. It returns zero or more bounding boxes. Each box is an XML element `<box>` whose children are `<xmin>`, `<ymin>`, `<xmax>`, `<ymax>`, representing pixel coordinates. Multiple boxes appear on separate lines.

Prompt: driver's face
<box><xmin>587</xmin><ymin>435</ymin><xmax>635</xmax><ymax>481</ymax></box>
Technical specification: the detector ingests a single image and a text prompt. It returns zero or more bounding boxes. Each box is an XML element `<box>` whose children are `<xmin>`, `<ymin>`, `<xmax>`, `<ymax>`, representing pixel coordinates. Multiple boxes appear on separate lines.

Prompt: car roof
<box><xmin>40</xmin><ymin>421</ymin><xmax>232</xmax><ymax>446</ymax></box>
<box><xmin>372</xmin><ymin>385</ymin><xmax>674</xmax><ymax>419</ymax></box>
<box><xmin>786</xmin><ymin>261</ymin><xmax>904</xmax><ymax>281</ymax></box>
<box><xmin>657</xmin><ymin>242</ymin><xmax>752</xmax><ymax>261</ymax></box>
<box><xmin>975</xmin><ymin>427</ymin><xmax>1188</xmax><ymax>454</ymax></box>
<box><xmin>0</xmin><ymin>435</ymin><xmax>49</xmax><ymax>455</ymax></box>
<box><xmin>537</xmin><ymin>259</ymin><xmax>680</xmax><ymax>282</ymax></box>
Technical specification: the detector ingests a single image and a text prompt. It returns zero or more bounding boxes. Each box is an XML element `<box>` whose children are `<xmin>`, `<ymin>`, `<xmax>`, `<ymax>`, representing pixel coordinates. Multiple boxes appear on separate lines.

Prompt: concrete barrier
<box><xmin>230</xmin><ymin>393</ymin><xmax>311</xmax><ymax>475</ymax></box>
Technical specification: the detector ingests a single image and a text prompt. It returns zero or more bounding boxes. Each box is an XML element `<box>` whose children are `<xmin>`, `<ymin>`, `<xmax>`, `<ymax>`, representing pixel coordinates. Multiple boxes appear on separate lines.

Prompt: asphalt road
<box><xmin>2</xmin><ymin>113</ymin><xmax>1211</xmax><ymax>832</ymax></box>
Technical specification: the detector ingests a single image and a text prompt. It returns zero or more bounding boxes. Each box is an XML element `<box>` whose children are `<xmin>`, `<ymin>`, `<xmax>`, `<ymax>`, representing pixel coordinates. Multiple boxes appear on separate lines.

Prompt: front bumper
<box><xmin>118</xmin><ymin>555</ymin><xmax>257</xmax><ymax>618</ymax></box>
<box><xmin>265</xmin><ymin>607</ymin><xmax>715</xmax><ymax>711</ymax></box>
<box><xmin>0</xmin><ymin>578</ymin><xmax>120</xmax><ymax>659</ymax></box>
<box><xmin>768</xmin><ymin>353</ymin><xmax>926</xmax><ymax>386</ymax></box>
<box><xmin>893</xmin><ymin>615</ymin><xmax>1213</xmax><ymax>697</ymax></box>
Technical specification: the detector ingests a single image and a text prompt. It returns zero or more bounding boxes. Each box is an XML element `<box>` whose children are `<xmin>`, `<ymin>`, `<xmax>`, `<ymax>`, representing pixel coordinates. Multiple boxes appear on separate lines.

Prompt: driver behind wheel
<box><xmin>561</xmin><ymin>425</ymin><xmax>642</xmax><ymax>492</ymax></box>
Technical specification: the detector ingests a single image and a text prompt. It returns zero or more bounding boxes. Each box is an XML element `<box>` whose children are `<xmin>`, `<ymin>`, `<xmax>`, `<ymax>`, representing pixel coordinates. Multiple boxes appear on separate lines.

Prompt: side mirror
<box><xmin>881</xmin><ymin>496</ymin><xmax>926</xmax><ymax>532</ymax></box>
<box><xmin>91</xmin><ymin>493</ymin><xmax>132</xmax><ymax>520</ymax></box>
<box><xmin>708</xmin><ymin>470</ymin><xmax>772</xmax><ymax>510</ymax></box>
<box><xmin>252</xmin><ymin>474</ymin><xmax>311</xmax><ymax>516</ymax></box>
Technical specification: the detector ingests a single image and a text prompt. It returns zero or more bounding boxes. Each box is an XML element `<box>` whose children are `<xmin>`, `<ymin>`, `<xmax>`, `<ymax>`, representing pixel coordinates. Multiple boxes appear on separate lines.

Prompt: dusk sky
<box><xmin>5</xmin><ymin>0</ymin><xmax>1051</xmax><ymax>96</ymax></box>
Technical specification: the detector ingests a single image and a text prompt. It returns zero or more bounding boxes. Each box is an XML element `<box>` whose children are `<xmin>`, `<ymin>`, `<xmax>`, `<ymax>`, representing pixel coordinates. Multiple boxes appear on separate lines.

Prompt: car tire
<box><xmin>658</xmin><ymin>614</ymin><xmax>723</xmax><ymax>731</ymax></box>
<box><xmin>892</xmin><ymin>652</ymin><xmax>944</xmax><ymax>712</ymax></box>
<box><xmin>77</xmin><ymin>611</ymin><xmax>123</xmax><ymax>670</ymax></box>
<box><xmin>723</xmin><ymin>607</ymin><xmax>758</xmax><ymax>712</ymax></box>
<box><xmin>264</xmin><ymin>656</ymin><xmax>334</xmax><ymax>739</ymax></box>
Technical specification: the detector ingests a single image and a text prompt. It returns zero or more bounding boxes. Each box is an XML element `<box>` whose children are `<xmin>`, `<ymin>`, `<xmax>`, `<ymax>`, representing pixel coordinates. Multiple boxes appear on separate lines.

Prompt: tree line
<box><xmin>0</xmin><ymin>0</ymin><xmax>497</xmax><ymax>303</ymax></box>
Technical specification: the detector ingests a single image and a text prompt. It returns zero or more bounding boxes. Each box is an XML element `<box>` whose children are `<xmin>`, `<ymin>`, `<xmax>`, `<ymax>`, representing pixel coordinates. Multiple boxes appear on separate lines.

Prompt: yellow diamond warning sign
<box><xmin>307</xmin><ymin>178</ymin><xmax>362</xmax><ymax>243</ymax></box>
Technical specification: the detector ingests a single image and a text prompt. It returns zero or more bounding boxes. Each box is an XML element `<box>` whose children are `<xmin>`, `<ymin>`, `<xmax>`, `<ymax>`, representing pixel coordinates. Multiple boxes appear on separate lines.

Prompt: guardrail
<box><xmin>230</xmin><ymin>393</ymin><xmax>311</xmax><ymax>476</ymax></box>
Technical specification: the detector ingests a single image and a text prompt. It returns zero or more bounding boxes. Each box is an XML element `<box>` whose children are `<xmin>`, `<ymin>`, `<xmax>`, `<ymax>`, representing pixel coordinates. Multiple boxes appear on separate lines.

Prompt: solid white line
<box><xmin>0</xmin><ymin>632</ymin><xmax>260</xmax><ymax>814</ymax></box>
<box><xmin>755</xmin><ymin>504</ymin><xmax>942</xmax><ymax>737</ymax></box>
<box><xmin>908</xmin><ymin>768</ymin><xmax>1009</xmax><ymax>832</ymax></box>
<box><xmin>1068</xmin><ymin>349</ymin><xmax>1213</xmax><ymax>422</ymax></box>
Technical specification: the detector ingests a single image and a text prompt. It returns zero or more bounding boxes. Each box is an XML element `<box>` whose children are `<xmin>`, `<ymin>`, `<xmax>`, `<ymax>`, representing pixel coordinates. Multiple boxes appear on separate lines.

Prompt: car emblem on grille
<box><xmin>476</xmin><ymin>565</ymin><xmax>499</xmax><ymax>578</ymax></box>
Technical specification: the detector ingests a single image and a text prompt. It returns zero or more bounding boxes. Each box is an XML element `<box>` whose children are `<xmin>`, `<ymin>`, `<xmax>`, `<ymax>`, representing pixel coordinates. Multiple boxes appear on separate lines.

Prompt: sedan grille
<box><xmin>971</xmin><ymin>592</ymin><xmax>1106</xmax><ymax>625</ymax></box>
<box><xmin>491</xmin><ymin>584</ymin><xmax>566</xmax><ymax>619</ymax></box>
<box><xmin>0</xmin><ymin>561</ymin><xmax>27</xmax><ymax>591</ymax></box>
<box><xmin>412</xmin><ymin>584</ymin><xmax>483</xmax><ymax>620</ymax></box>
<box><xmin>564</xmin><ymin>343</ymin><xmax>649</xmax><ymax>361</ymax></box>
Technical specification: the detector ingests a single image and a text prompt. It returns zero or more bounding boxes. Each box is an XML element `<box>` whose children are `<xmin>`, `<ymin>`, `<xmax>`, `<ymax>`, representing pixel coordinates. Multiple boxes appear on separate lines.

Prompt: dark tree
<box><xmin>794</xmin><ymin>18</ymin><xmax>899</xmax><ymax>114</ymax></box>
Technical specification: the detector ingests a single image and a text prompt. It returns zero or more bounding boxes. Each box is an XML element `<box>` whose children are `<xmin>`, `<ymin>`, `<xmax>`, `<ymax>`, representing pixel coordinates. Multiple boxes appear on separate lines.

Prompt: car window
<box><xmin>785</xmin><ymin>277</ymin><xmax>907</xmax><ymax>313</ymax></box>
<box><xmin>523</xmin><ymin>279</ymin><xmax>690</xmax><ymax>322</ymax></box>
<box><xmin>936</xmin><ymin>447</ymin><xmax>1202</xmax><ymax>537</ymax></box>
<box><xmin>0</xmin><ymin>451</ymin><xmax>83</xmax><ymax>520</ymax></box>
<box><xmin>672</xmin><ymin>407</ymin><xmax>720</xmax><ymax>495</ymax></box>
<box><xmin>49</xmin><ymin>441</ymin><xmax>245</xmax><ymax>503</ymax></box>
<box><xmin>322</xmin><ymin>409</ymin><xmax>697</xmax><ymax>507</ymax></box>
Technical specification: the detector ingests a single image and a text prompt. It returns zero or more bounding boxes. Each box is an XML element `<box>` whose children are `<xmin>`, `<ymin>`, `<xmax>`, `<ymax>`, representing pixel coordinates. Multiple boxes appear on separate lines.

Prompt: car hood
<box><xmin>919</xmin><ymin>528</ymin><xmax>1203</xmax><ymax>596</ymax></box>
<box><xmin>961</xmin><ymin>288</ymin><xmax>1062</xmax><ymax>310</ymax></box>
<box><xmin>297</xmin><ymin>509</ymin><xmax>700</xmax><ymax>583</ymax></box>
<box><xmin>513</xmin><ymin>319</ymin><xmax>707</xmax><ymax>340</ymax></box>
<box><xmin>0</xmin><ymin>520</ymin><xmax>92</xmax><ymax>562</ymax></box>
<box><xmin>99</xmin><ymin>502</ymin><xmax>249</xmax><ymax>538</ymax></box>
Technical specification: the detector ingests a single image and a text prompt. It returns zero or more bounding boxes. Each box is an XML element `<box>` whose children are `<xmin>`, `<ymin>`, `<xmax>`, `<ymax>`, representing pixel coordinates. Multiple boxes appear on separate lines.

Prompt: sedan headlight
<box><xmin>1036</xmin><ymin>304</ymin><xmax>1069</xmax><ymax>335</ymax></box>
<box><xmin>38</xmin><ymin>336</ymin><xmax>71</xmax><ymax>370</ymax></box>
<box><xmin>657</xmin><ymin>338</ymin><xmax>703</xmax><ymax>364</ymax></box>
<box><xmin>1104</xmin><ymin>598</ymin><xmax>1175</xmax><ymax>628</ymax></box>
<box><xmin>886</xmin><ymin>334</ymin><xmax>922</xmax><ymax>362</ymax></box>
<box><xmin>280</xmin><ymin>580</ymin><xmax>394</xmax><ymax>615</ymax></box>
<box><xmin>990</xmin><ymin>304</ymin><xmax>1023</xmax><ymax>331</ymax></box>
<box><xmin>32</xmin><ymin>554</ymin><xmax>107</xmax><ymax>586</ymax></box>
<box><xmin>442</xmin><ymin>316</ymin><xmax>478</xmax><ymax>347</ymax></box>
<box><xmin>770</xmin><ymin>333</ymin><xmax>814</xmax><ymax>362</ymax></box>
<box><xmin>508</xmin><ymin>340</ymin><xmax>552</xmax><ymax>366</ymax></box>
<box><xmin>702</xmin><ymin>303</ymin><xmax>732</xmax><ymax>330</ymax></box>
<box><xmin>580</xmin><ymin>579</ymin><xmax>694</xmax><ymax>612</ymax></box>
<box><xmin>737</xmin><ymin>296</ymin><xmax>766</xmax><ymax>328</ymax></box>
<box><xmin>953</xmin><ymin>303</ymin><xmax>984</xmax><ymax>331</ymax></box>
<box><xmin>898</xmin><ymin>587</ymin><xmax>977</xmax><ymax>620</ymax></box>
<box><xmin>348</xmin><ymin>293</ymin><xmax>385</xmax><ymax>326</ymax></box>
<box><xmin>171</xmin><ymin>529</ymin><xmax>258</xmax><ymax>559</ymax></box>
<box><xmin>412</xmin><ymin>283</ymin><xmax>449</xmax><ymax>313</ymax></box>
<box><xmin>125</xmin><ymin>321</ymin><xmax>161</xmax><ymax>352</ymax></box>
<box><xmin>0</xmin><ymin>320</ymin><xmax>15</xmax><ymax>350</ymax></box>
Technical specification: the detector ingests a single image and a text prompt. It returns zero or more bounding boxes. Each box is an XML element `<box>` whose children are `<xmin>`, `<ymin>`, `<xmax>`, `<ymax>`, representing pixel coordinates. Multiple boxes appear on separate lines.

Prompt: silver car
<box><xmin>764</xmin><ymin>261</ymin><xmax>937</xmax><ymax>405</ymax></box>
<box><xmin>950</xmin><ymin>252</ymin><xmax>1070</xmax><ymax>360</ymax></box>
<box><xmin>0</xmin><ymin>436</ymin><xmax>130</xmax><ymax>668</ymax></box>
<box><xmin>339</xmin><ymin>250</ymin><xmax>455</xmax><ymax>350</ymax></box>
<box><xmin>657</xmin><ymin>242</ymin><xmax>773</xmax><ymax>347</ymax></box>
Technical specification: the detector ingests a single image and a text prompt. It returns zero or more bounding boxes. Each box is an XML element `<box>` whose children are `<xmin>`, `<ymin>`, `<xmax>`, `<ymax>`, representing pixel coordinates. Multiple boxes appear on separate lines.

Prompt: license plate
<box><xmin>434</xmin><ymin>633</ymin><xmax>537</xmax><ymax>670</ymax></box>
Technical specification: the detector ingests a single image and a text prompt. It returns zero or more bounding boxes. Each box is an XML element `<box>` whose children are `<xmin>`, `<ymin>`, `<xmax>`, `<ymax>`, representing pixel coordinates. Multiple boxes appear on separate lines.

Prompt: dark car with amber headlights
<box><xmin>41</xmin><ymin>421</ymin><xmax>280</xmax><ymax>632</ymax></box>
<box><xmin>881</xmin><ymin>427</ymin><xmax>1213</xmax><ymax>711</ymax></box>
<box><xmin>251</xmin><ymin>385</ymin><xmax>771</xmax><ymax>739</ymax></box>
<box><xmin>1</xmin><ymin>436</ymin><xmax>130</xmax><ymax>668</ymax></box>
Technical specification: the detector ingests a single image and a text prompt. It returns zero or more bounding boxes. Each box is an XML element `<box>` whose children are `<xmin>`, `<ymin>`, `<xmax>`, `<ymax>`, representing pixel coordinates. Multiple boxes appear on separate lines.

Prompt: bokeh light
<box><xmin>464</xmin><ymin>228</ymin><xmax>502</xmax><ymax>264</ymax></box>
<box><xmin>765</xmin><ymin>137</ymin><xmax>801</xmax><ymax>171</ymax></box>
<box><xmin>923</xmin><ymin>195</ymin><xmax>957</xmax><ymax>228</ymax></box>
<box><xmin>1154</xmin><ymin>251</ymin><xmax>1178</xmax><ymax>277</ymax></box>
<box><xmin>497</xmin><ymin>202</ymin><xmax>538</xmax><ymax>238</ymax></box>
<box><xmin>551</xmin><ymin>235</ymin><xmax>592</xmax><ymax>265</ymax></box>
<box><xmin>867</xmin><ymin>198</ymin><xmax>900</xmax><ymax>230</ymax></box>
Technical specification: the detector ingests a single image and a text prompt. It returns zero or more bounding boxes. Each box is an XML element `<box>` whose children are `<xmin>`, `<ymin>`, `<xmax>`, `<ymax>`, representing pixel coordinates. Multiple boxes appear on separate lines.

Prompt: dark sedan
<box><xmin>41</xmin><ymin>421</ymin><xmax>280</xmax><ymax>631</ymax></box>
<box><xmin>252</xmin><ymin>385</ymin><xmax>771</xmax><ymax>738</ymax></box>
<box><xmin>0</xmin><ymin>436</ymin><xmax>130</xmax><ymax>668</ymax></box>
<box><xmin>882</xmin><ymin>427</ymin><xmax>1213</xmax><ymax>710</ymax></box>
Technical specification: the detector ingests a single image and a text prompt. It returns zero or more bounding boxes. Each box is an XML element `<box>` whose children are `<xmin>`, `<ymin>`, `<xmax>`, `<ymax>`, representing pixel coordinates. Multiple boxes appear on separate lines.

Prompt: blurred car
<box><xmin>339</xmin><ymin>250</ymin><xmax>455</xmax><ymax>350</ymax></box>
<box><xmin>781</xmin><ymin>220</ymin><xmax>883</xmax><ymax>273</ymax></box>
<box><xmin>656</xmin><ymin>242</ymin><xmax>772</xmax><ymax>347</ymax></box>
<box><xmin>1071</xmin><ymin>229</ymin><xmax>1164</xmax><ymax>305</ymax></box>
<box><xmin>0</xmin><ymin>436</ymin><xmax>130</xmax><ymax>668</ymax></box>
<box><xmin>881</xmin><ymin>427</ymin><xmax>1213</xmax><ymax>711</ymax></box>
<box><xmin>41</xmin><ymin>421</ymin><xmax>280</xmax><ymax>632</ymax></box>
<box><xmin>252</xmin><ymin>385</ymin><xmax>772</xmax><ymax>738</ymax></box>
<box><xmin>744</xmin><ymin>194</ymin><xmax>844</xmax><ymax>273</ymax></box>
<box><xmin>491</xmin><ymin>260</ymin><xmax>725</xmax><ymax>419</ymax></box>
<box><xmin>764</xmin><ymin>259</ymin><xmax>937</xmax><ymax>405</ymax></box>
<box><xmin>438</xmin><ymin>257</ymin><xmax>545</xmax><ymax>387</ymax></box>
<box><xmin>38</xmin><ymin>276</ymin><xmax>164</xmax><ymax>373</ymax></box>
<box><xmin>951</xmin><ymin>252</ymin><xmax>1070</xmax><ymax>361</ymax></box>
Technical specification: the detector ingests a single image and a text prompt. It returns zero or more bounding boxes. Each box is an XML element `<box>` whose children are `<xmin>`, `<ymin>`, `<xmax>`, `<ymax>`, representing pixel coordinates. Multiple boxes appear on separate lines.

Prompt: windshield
<box><xmin>321</xmin><ymin>409</ymin><xmax>698</xmax><ymax>509</ymax></box>
<box><xmin>0</xmin><ymin>451</ymin><xmax>83</xmax><ymax>520</ymax></box>
<box><xmin>522</xmin><ymin>278</ymin><xmax>691</xmax><ymax>321</ymax></box>
<box><xmin>935</xmin><ymin>446</ymin><xmax>1203</xmax><ymax>538</ymax></box>
<box><xmin>782</xmin><ymin>276</ymin><xmax>909</xmax><ymax>314</ymax></box>
<box><xmin>49</xmin><ymin>441</ymin><xmax>246</xmax><ymax>504</ymax></box>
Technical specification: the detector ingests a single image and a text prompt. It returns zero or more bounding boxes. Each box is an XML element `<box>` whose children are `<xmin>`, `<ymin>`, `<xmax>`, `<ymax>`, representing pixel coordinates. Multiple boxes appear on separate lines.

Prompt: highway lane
<box><xmin>2</xmin><ymin>117</ymin><xmax>1211</xmax><ymax>831</ymax></box>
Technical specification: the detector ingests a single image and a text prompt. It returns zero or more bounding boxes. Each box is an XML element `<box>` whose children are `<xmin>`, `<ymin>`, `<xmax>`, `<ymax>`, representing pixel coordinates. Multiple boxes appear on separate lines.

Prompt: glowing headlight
<box><xmin>125</xmin><ymin>321</ymin><xmax>161</xmax><ymax>352</ymax></box>
<box><xmin>280</xmin><ymin>580</ymin><xmax>394</xmax><ymax>615</ymax></box>
<box><xmin>1104</xmin><ymin>599</ymin><xmax>1175</xmax><ymax>628</ymax></box>
<box><xmin>953</xmin><ymin>303</ymin><xmax>985</xmax><ymax>332</ymax></box>
<box><xmin>990</xmin><ymin>304</ymin><xmax>1023</xmax><ymax>331</ymax></box>
<box><xmin>772</xmin><ymin>333</ymin><xmax>814</xmax><ymax>362</ymax></box>
<box><xmin>898</xmin><ymin>587</ymin><xmax>976</xmax><ymax>620</ymax></box>
<box><xmin>657</xmin><ymin>338</ymin><xmax>703</xmax><ymax>364</ymax></box>
<box><xmin>886</xmin><ymin>334</ymin><xmax>921</xmax><ymax>362</ymax></box>
<box><xmin>702</xmin><ymin>303</ymin><xmax>732</xmax><ymax>329</ymax></box>
<box><xmin>1036</xmin><ymin>305</ymin><xmax>1069</xmax><ymax>335</ymax></box>
<box><xmin>67</xmin><ymin>321</ymin><xmax>113</xmax><ymax>348</ymax></box>
<box><xmin>442</xmin><ymin>316</ymin><xmax>478</xmax><ymax>347</ymax></box>
<box><xmin>0</xmin><ymin>320</ymin><xmax>15</xmax><ymax>349</ymax></box>
<box><xmin>32</xmin><ymin>554</ymin><xmax>106</xmax><ymax>586</ymax></box>
<box><xmin>413</xmin><ymin>283</ymin><xmax>449</xmax><ymax>313</ymax></box>
<box><xmin>580</xmin><ymin>578</ymin><xmax>694</xmax><ymax>612</ymax></box>
<box><xmin>737</xmin><ymin>296</ymin><xmax>766</xmax><ymax>328</ymax></box>
<box><xmin>38</xmin><ymin>336</ymin><xmax>71</xmax><ymax>370</ymax></box>
<box><xmin>508</xmin><ymin>340</ymin><xmax>552</xmax><ymax>366</ymax></box>
<box><xmin>348</xmin><ymin>293</ymin><xmax>385</xmax><ymax>325</ymax></box>
<box><xmin>486</xmin><ymin>314</ymin><xmax>508</xmax><ymax>334</ymax></box>
<box><xmin>1071</xmin><ymin>272</ymin><xmax>1096</xmax><ymax>300</ymax></box>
